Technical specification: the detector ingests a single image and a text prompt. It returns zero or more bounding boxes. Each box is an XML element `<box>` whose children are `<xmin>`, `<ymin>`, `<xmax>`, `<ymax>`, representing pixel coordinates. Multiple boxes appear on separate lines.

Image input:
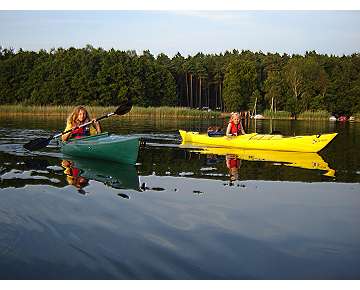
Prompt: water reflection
<box><xmin>61</xmin><ymin>160</ymin><xmax>89</xmax><ymax>194</ymax></box>
<box><xmin>61</xmin><ymin>157</ymin><xmax>140</xmax><ymax>192</ymax></box>
<box><xmin>226</xmin><ymin>154</ymin><xmax>241</xmax><ymax>185</ymax></box>
<box><xmin>0</xmin><ymin>151</ymin><xmax>140</xmax><ymax>193</ymax></box>
<box><xmin>180</xmin><ymin>145</ymin><xmax>336</xmax><ymax>179</ymax></box>
<box><xmin>0</xmin><ymin>152</ymin><xmax>66</xmax><ymax>188</ymax></box>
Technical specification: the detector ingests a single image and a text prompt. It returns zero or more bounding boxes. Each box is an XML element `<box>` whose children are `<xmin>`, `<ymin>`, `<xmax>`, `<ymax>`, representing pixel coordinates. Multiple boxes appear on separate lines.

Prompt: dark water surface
<box><xmin>0</xmin><ymin>115</ymin><xmax>359</xmax><ymax>279</ymax></box>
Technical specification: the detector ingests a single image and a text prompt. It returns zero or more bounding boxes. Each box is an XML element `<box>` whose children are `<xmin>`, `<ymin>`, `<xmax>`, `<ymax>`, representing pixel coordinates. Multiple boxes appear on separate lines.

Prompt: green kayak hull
<box><xmin>60</xmin><ymin>133</ymin><xmax>139</xmax><ymax>165</ymax></box>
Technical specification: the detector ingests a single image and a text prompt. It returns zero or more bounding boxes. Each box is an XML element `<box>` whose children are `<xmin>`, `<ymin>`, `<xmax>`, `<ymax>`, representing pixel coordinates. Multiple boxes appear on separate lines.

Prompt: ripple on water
<box><xmin>200</xmin><ymin>167</ymin><xmax>217</xmax><ymax>171</ymax></box>
<box><xmin>0</xmin><ymin>169</ymin><xmax>61</xmax><ymax>185</ymax></box>
<box><xmin>0</xmin><ymin>208</ymin><xmax>23</xmax><ymax>257</ymax></box>
<box><xmin>1</xmin><ymin>169</ymin><xmax>50</xmax><ymax>180</ymax></box>
<box><xmin>179</xmin><ymin>172</ymin><xmax>194</xmax><ymax>176</ymax></box>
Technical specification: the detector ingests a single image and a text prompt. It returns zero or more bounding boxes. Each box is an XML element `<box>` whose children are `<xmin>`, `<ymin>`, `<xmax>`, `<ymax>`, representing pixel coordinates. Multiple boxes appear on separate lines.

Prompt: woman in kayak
<box><xmin>62</xmin><ymin>106</ymin><xmax>102</xmax><ymax>141</ymax></box>
<box><xmin>226</xmin><ymin>112</ymin><xmax>246</xmax><ymax>136</ymax></box>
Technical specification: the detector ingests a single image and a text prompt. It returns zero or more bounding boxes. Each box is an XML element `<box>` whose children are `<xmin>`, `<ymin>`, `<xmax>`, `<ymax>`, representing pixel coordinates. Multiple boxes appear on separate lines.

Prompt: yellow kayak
<box><xmin>183</xmin><ymin>146</ymin><xmax>335</xmax><ymax>177</ymax></box>
<box><xmin>179</xmin><ymin>130</ymin><xmax>338</xmax><ymax>153</ymax></box>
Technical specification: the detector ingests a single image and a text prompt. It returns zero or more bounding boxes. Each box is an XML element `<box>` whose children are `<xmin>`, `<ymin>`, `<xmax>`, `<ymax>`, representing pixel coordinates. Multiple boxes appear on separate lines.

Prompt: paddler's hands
<box><xmin>91</xmin><ymin>118</ymin><xmax>101</xmax><ymax>133</ymax></box>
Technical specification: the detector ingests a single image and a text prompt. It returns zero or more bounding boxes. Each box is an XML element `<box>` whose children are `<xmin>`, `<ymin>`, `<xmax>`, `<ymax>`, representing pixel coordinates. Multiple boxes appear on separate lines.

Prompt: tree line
<box><xmin>0</xmin><ymin>45</ymin><xmax>359</xmax><ymax>116</ymax></box>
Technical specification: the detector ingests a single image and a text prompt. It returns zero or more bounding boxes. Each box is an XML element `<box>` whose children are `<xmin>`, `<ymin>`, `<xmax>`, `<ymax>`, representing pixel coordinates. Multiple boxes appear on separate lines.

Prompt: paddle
<box><xmin>23</xmin><ymin>100</ymin><xmax>132</xmax><ymax>151</ymax></box>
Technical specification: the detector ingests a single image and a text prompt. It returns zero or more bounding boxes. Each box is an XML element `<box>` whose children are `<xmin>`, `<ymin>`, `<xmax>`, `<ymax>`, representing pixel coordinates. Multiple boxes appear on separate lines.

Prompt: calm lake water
<box><xmin>0</xmin><ymin>115</ymin><xmax>359</xmax><ymax>279</ymax></box>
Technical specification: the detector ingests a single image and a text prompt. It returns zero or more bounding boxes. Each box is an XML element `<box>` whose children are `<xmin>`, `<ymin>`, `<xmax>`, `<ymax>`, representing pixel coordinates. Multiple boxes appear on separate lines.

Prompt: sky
<box><xmin>0</xmin><ymin>10</ymin><xmax>359</xmax><ymax>57</ymax></box>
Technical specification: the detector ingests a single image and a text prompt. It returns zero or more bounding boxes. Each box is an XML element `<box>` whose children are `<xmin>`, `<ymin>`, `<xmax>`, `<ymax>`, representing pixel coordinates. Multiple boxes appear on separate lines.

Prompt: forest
<box><xmin>0</xmin><ymin>45</ymin><xmax>359</xmax><ymax>116</ymax></box>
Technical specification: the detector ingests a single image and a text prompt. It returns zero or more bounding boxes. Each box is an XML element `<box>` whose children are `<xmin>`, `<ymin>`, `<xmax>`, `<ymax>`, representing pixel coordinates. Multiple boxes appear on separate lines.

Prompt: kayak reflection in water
<box><xmin>62</xmin><ymin>106</ymin><xmax>101</xmax><ymax>142</ymax></box>
<box><xmin>61</xmin><ymin>160</ymin><xmax>89</xmax><ymax>194</ymax></box>
<box><xmin>226</xmin><ymin>154</ymin><xmax>241</xmax><ymax>185</ymax></box>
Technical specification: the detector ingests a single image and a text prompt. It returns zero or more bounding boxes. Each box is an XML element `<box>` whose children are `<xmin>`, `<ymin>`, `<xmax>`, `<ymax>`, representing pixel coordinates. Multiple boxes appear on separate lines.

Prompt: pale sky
<box><xmin>0</xmin><ymin>10</ymin><xmax>359</xmax><ymax>57</ymax></box>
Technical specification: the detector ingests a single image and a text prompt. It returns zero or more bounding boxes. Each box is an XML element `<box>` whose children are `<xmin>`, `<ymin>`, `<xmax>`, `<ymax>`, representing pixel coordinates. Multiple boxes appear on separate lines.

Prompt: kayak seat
<box><xmin>208</xmin><ymin>131</ymin><xmax>225</xmax><ymax>137</ymax></box>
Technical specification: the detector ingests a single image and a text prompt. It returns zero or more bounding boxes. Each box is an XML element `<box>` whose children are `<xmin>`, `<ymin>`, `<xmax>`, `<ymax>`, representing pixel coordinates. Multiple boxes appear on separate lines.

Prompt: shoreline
<box><xmin>0</xmin><ymin>105</ymin><xmax>358</xmax><ymax>122</ymax></box>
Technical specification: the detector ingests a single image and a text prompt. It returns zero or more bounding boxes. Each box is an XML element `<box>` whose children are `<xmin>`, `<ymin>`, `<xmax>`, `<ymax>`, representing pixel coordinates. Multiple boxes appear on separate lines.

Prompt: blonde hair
<box><xmin>230</xmin><ymin>112</ymin><xmax>240</xmax><ymax>121</ymax></box>
<box><xmin>67</xmin><ymin>106</ymin><xmax>91</xmax><ymax>126</ymax></box>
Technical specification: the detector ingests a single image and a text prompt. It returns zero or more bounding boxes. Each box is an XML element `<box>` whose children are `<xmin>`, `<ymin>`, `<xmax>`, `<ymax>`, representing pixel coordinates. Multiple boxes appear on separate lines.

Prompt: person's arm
<box><xmin>240</xmin><ymin>122</ymin><xmax>246</xmax><ymax>135</ymax></box>
<box><xmin>62</xmin><ymin>122</ymin><xmax>73</xmax><ymax>141</ymax></box>
<box><xmin>90</xmin><ymin>119</ymin><xmax>101</xmax><ymax>135</ymax></box>
<box><xmin>226</xmin><ymin>123</ymin><xmax>232</xmax><ymax>136</ymax></box>
<box><xmin>93</xmin><ymin>119</ymin><xmax>101</xmax><ymax>133</ymax></box>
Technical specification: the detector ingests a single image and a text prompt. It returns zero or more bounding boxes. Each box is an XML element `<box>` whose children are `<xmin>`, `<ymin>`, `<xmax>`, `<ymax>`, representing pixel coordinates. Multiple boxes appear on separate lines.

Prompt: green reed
<box><xmin>0</xmin><ymin>105</ymin><xmax>221</xmax><ymax>119</ymax></box>
<box><xmin>297</xmin><ymin>110</ymin><xmax>331</xmax><ymax>120</ymax></box>
<box><xmin>127</xmin><ymin>106</ymin><xmax>221</xmax><ymax>119</ymax></box>
<box><xmin>0</xmin><ymin>105</ymin><xmax>72</xmax><ymax>115</ymax></box>
<box><xmin>262</xmin><ymin>110</ymin><xmax>292</xmax><ymax>119</ymax></box>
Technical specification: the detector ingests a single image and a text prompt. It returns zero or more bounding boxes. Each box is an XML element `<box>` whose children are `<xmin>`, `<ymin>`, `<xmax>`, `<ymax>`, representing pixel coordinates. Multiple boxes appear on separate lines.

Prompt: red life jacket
<box><xmin>71</xmin><ymin>126</ymin><xmax>90</xmax><ymax>139</ymax></box>
<box><xmin>228</xmin><ymin>158</ymin><xmax>240</xmax><ymax>169</ymax></box>
<box><xmin>229</xmin><ymin>121</ymin><xmax>243</xmax><ymax>136</ymax></box>
<box><xmin>70</xmin><ymin>167</ymin><xmax>80</xmax><ymax>177</ymax></box>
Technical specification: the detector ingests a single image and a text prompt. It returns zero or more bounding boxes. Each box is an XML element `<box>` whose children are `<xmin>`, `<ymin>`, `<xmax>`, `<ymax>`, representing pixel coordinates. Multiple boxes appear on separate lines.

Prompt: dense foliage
<box><xmin>0</xmin><ymin>45</ymin><xmax>359</xmax><ymax>116</ymax></box>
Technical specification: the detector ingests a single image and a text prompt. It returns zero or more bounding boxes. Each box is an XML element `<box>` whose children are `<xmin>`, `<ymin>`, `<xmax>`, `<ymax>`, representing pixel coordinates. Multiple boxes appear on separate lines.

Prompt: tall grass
<box><xmin>0</xmin><ymin>105</ymin><xmax>72</xmax><ymax>115</ymax></box>
<box><xmin>127</xmin><ymin>106</ymin><xmax>221</xmax><ymax>119</ymax></box>
<box><xmin>0</xmin><ymin>105</ymin><xmax>221</xmax><ymax>119</ymax></box>
<box><xmin>263</xmin><ymin>109</ymin><xmax>332</xmax><ymax>120</ymax></box>
<box><xmin>262</xmin><ymin>110</ymin><xmax>292</xmax><ymax>119</ymax></box>
<box><xmin>297</xmin><ymin>110</ymin><xmax>331</xmax><ymax>120</ymax></box>
<box><xmin>0</xmin><ymin>104</ymin><xmax>120</xmax><ymax>119</ymax></box>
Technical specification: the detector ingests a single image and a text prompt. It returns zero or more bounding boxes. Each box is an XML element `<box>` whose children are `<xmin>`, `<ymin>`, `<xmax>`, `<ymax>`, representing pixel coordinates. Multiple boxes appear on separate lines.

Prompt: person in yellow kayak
<box><xmin>226</xmin><ymin>112</ymin><xmax>246</xmax><ymax>136</ymax></box>
<box><xmin>62</xmin><ymin>106</ymin><xmax>102</xmax><ymax>141</ymax></box>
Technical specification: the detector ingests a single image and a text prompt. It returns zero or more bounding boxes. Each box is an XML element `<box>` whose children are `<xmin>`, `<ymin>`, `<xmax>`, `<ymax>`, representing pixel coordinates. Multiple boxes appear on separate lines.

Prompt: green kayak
<box><xmin>60</xmin><ymin>132</ymin><xmax>139</xmax><ymax>165</ymax></box>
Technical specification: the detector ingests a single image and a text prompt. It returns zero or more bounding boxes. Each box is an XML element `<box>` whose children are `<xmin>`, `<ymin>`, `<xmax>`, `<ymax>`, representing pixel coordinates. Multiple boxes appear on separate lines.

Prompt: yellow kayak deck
<box><xmin>179</xmin><ymin>130</ymin><xmax>338</xmax><ymax>153</ymax></box>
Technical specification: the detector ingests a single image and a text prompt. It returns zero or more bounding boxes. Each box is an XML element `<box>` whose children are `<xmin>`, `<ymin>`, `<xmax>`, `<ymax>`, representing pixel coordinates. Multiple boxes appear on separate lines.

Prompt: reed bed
<box><xmin>0</xmin><ymin>105</ymin><xmax>73</xmax><ymax>115</ymax></box>
<box><xmin>127</xmin><ymin>106</ymin><xmax>221</xmax><ymax>119</ymax></box>
<box><xmin>0</xmin><ymin>105</ymin><xmax>221</xmax><ymax>119</ymax></box>
<box><xmin>297</xmin><ymin>110</ymin><xmax>331</xmax><ymax>120</ymax></box>
<box><xmin>262</xmin><ymin>110</ymin><xmax>292</xmax><ymax>119</ymax></box>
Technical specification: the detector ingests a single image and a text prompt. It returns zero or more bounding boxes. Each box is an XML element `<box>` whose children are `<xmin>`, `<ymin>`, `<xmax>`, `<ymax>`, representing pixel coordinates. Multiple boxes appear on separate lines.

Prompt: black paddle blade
<box><xmin>23</xmin><ymin>137</ymin><xmax>52</xmax><ymax>151</ymax></box>
<box><xmin>114</xmin><ymin>100</ymin><xmax>133</xmax><ymax>116</ymax></box>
